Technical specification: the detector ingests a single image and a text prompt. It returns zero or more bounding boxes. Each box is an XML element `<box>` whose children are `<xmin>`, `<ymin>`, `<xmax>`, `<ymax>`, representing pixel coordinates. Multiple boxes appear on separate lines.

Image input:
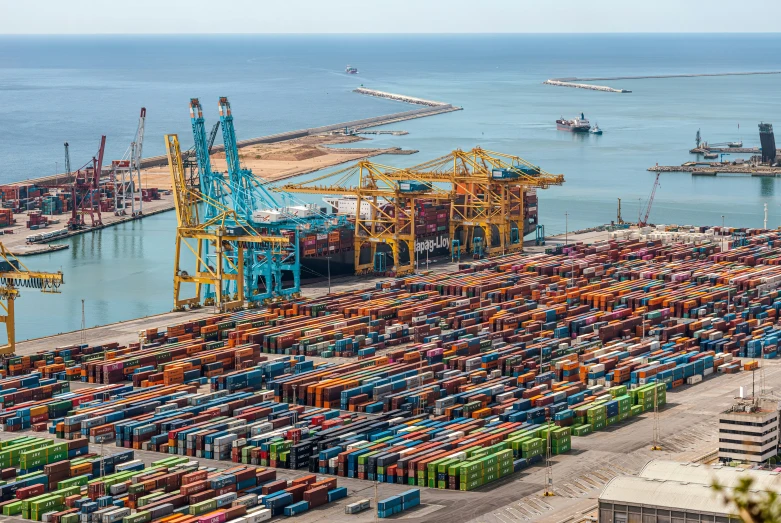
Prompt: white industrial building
<box><xmin>597</xmin><ymin>459</ymin><xmax>781</xmax><ymax>523</ymax></box>
<box><xmin>718</xmin><ymin>397</ymin><xmax>780</xmax><ymax>464</ymax></box>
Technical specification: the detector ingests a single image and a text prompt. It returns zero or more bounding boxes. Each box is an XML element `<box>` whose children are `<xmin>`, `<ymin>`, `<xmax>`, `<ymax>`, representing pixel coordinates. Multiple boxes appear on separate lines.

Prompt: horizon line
<box><xmin>2</xmin><ymin>31</ymin><xmax>781</xmax><ymax>36</ymax></box>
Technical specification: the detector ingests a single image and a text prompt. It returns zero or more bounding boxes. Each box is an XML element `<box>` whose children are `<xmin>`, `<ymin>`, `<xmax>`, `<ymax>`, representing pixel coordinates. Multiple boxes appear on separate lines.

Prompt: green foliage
<box><xmin>712</xmin><ymin>476</ymin><xmax>781</xmax><ymax>523</ymax></box>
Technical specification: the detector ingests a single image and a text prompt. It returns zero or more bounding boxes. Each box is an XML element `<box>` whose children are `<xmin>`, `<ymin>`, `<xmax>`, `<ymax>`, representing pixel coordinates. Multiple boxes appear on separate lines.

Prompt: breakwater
<box><xmin>352</xmin><ymin>88</ymin><xmax>454</xmax><ymax>107</ymax></box>
<box><xmin>545</xmin><ymin>71</ymin><xmax>781</xmax><ymax>94</ymax></box>
<box><xmin>543</xmin><ymin>80</ymin><xmax>630</xmax><ymax>93</ymax></box>
<box><xmin>649</xmin><ymin>164</ymin><xmax>781</xmax><ymax>176</ymax></box>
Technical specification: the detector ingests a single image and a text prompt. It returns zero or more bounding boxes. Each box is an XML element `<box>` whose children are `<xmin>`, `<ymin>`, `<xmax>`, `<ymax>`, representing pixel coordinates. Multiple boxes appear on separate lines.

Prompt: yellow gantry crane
<box><xmin>276</xmin><ymin>147</ymin><xmax>563</xmax><ymax>274</ymax></box>
<box><xmin>276</xmin><ymin>160</ymin><xmax>450</xmax><ymax>276</ymax></box>
<box><xmin>390</xmin><ymin>147</ymin><xmax>565</xmax><ymax>257</ymax></box>
<box><xmin>0</xmin><ymin>244</ymin><xmax>64</xmax><ymax>355</ymax></box>
<box><xmin>166</xmin><ymin>134</ymin><xmax>288</xmax><ymax>311</ymax></box>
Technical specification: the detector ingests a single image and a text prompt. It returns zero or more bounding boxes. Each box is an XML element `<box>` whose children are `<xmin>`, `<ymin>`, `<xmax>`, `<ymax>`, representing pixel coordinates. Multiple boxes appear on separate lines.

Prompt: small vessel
<box><xmin>557</xmin><ymin>113</ymin><xmax>591</xmax><ymax>133</ymax></box>
<box><xmin>345</xmin><ymin>65</ymin><xmax>358</xmax><ymax>74</ymax></box>
<box><xmin>590</xmin><ymin>123</ymin><xmax>603</xmax><ymax>135</ymax></box>
<box><xmin>704</xmin><ymin>152</ymin><xmax>719</xmax><ymax>160</ymax></box>
<box><xmin>727</xmin><ymin>140</ymin><xmax>743</xmax><ymax>148</ymax></box>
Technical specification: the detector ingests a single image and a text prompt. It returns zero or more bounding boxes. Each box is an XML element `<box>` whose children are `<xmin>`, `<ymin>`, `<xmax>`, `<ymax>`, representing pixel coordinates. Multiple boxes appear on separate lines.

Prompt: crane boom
<box><xmin>133</xmin><ymin>108</ymin><xmax>146</xmax><ymax>216</ymax></box>
<box><xmin>64</xmin><ymin>143</ymin><xmax>71</xmax><ymax>179</ymax></box>
<box><xmin>133</xmin><ymin>107</ymin><xmax>146</xmax><ymax>170</ymax></box>
<box><xmin>207</xmin><ymin>121</ymin><xmax>220</xmax><ymax>155</ymax></box>
<box><xmin>640</xmin><ymin>172</ymin><xmax>661</xmax><ymax>226</ymax></box>
<box><xmin>0</xmin><ymin>243</ymin><xmax>64</xmax><ymax>355</ymax></box>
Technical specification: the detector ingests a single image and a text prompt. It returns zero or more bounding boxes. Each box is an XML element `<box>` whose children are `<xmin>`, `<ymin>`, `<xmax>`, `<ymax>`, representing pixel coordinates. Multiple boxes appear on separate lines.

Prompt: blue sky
<box><xmin>2</xmin><ymin>0</ymin><xmax>779</xmax><ymax>34</ymax></box>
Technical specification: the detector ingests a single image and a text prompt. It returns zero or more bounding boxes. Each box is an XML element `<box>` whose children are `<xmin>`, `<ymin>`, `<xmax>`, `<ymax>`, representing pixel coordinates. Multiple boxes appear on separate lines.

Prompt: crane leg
<box><xmin>0</xmin><ymin>299</ymin><xmax>15</xmax><ymax>356</ymax></box>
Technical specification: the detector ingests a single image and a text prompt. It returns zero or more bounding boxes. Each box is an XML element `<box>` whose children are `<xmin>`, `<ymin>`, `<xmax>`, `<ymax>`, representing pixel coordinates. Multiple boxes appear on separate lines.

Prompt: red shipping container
<box><xmin>255</xmin><ymin>469</ymin><xmax>276</xmax><ymax>484</ymax></box>
<box><xmin>261</xmin><ymin>480</ymin><xmax>287</xmax><ymax>495</ymax></box>
<box><xmin>284</xmin><ymin>484</ymin><xmax>307</xmax><ymax>503</ymax></box>
<box><xmin>303</xmin><ymin>485</ymin><xmax>329</xmax><ymax>508</ymax></box>
<box><xmin>291</xmin><ymin>475</ymin><xmax>317</xmax><ymax>487</ymax></box>
<box><xmin>189</xmin><ymin>489</ymin><xmax>216</xmax><ymax>504</ymax></box>
<box><xmin>215</xmin><ymin>485</ymin><xmax>236</xmax><ymax>496</ymax></box>
<box><xmin>17</xmin><ymin>484</ymin><xmax>45</xmax><ymax>499</ymax></box>
<box><xmin>182</xmin><ymin>470</ymin><xmax>208</xmax><ymax>485</ymax></box>
<box><xmin>180</xmin><ymin>481</ymin><xmax>208</xmax><ymax>496</ymax></box>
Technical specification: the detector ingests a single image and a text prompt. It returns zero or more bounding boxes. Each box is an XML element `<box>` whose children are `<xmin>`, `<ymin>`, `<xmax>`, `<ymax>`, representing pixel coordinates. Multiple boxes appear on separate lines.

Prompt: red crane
<box><xmin>639</xmin><ymin>169</ymin><xmax>661</xmax><ymax>227</ymax></box>
<box><xmin>66</xmin><ymin>136</ymin><xmax>106</xmax><ymax>230</ymax></box>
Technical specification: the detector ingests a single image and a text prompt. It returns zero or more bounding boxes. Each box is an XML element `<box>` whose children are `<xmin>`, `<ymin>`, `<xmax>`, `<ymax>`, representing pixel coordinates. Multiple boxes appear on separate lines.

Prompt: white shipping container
<box><xmin>704</xmin><ymin>367</ymin><xmax>714</xmax><ymax>376</ymax></box>
<box><xmin>109</xmin><ymin>483</ymin><xmax>128</xmax><ymax>495</ymax></box>
<box><xmin>686</xmin><ymin>375</ymin><xmax>703</xmax><ymax>385</ymax></box>
<box><xmin>245</xmin><ymin>508</ymin><xmax>272</xmax><ymax>523</ymax></box>
<box><xmin>233</xmin><ymin>494</ymin><xmax>259</xmax><ymax>508</ymax></box>
<box><xmin>102</xmin><ymin>509</ymin><xmax>131</xmax><ymax>523</ymax></box>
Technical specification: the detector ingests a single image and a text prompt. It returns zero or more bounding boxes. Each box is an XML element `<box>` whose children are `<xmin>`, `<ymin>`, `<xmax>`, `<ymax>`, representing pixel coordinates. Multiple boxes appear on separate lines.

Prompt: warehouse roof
<box><xmin>639</xmin><ymin>459</ymin><xmax>781</xmax><ymax>492</ymax></box>
<box><xmin>599</xmin><ymin>477</ymin><xmax>735</xmax><ymax>516</ymax></box>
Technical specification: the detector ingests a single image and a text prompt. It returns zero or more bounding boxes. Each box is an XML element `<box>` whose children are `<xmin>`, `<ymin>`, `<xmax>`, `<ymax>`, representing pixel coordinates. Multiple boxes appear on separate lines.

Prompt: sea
<box><xmin>1</xmin><ymin>33</ymin><xmax>781</xmax><ymax>341</ymax></box>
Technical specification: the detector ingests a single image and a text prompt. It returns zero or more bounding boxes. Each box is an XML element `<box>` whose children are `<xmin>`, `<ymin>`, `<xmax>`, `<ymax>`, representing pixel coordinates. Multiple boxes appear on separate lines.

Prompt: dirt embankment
<box><xmin>140</xmin><ymin>134</ymin><xmax>377</xmax><ymax>188</ymax></box>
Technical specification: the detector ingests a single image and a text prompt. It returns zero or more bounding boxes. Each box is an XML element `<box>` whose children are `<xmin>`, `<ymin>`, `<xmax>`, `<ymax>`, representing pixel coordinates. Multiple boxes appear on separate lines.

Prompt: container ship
<box><xmin>557</xmin><ymin>113</ymin><xmax>591</xmax><ymax>133</ymax></box>
<box><xmin>298</xmin><ymin>191</ymin><xmax>539</xmax><ymax>277</ymax></box>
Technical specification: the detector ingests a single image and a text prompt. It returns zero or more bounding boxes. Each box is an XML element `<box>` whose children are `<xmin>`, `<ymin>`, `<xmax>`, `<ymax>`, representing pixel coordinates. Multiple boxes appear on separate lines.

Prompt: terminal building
<box><xmin>718</xmin><ymin>397</ymin><xmax>780</xmax><ymax>464</ymax></box>
<box><xmin>597</xmin><ymin>459</ymin><xmax>781</xmax><ymax>523</ymax></box>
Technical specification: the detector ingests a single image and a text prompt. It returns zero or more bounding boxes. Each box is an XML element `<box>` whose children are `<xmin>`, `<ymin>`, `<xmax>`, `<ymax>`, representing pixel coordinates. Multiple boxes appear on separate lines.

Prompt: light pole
<box><xmin>327</xmin><ymin>257</ymin><xmax>331</xmax><ymax>295</ymax></box>
<box><xmin>565</xmin><ymin>212</ymin><xmax>569</xmax><ymax>246</ymax></box>
<box><xmin>721</xmin><ymin>215</ymin><xmax>725</xmax><ymax>252</ymax></box>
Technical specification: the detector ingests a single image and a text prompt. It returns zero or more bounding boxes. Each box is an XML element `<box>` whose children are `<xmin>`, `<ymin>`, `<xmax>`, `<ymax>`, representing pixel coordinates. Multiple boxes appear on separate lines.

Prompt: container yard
<box><xmin>3</xmin><ymin>225</ymin><xmax>781</xmax><ymax>521</ymax></box>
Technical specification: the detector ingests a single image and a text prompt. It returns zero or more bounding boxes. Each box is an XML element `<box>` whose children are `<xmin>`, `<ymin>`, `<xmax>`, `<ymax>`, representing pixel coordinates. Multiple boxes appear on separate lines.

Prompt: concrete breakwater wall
<box><xmin>543</xmin><ymin>80</ymin><xmax>631</xmax><ymax>93</ymax></box>
<box><xmin>352</xmin><ymin>88</ymin><xmax>452</xmax><ymax>107</ymax></box>
<box><xmin>545</xmin><ymin>71</ymin><xmax>781</xmax><ymax>94</ymax></box>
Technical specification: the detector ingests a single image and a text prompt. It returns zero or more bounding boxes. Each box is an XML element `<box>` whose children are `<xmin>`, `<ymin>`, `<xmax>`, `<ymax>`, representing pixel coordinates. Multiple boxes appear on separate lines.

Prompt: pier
<box><xmin>357</xmin><ymin>130</ymin><xmax>408</xmax><ymax>135</ymax></box>
<box><xmin>648</xmin><ymin>163</ymin><xmax>781</xmax><ymax>176</ymax></box>
<box><xmin>545</xmin><ymin>71</ymin><xmax>781</xmax><ymax>93</ymax></box>
<box><xmin>690</xmin><ymin>146</ymin><xmax>761</xmax><ymax>154</ymax></box>
<box><xmin>4</xmin><ymin>196</ymin><xmax>176</xmax><ymax>256</ymax></box>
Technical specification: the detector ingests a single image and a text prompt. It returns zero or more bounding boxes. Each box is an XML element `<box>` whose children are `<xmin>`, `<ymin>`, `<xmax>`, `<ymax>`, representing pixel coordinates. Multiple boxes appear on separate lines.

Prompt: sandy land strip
<box><xmin>139</xmin><ymin>134</ymin><xmax>401</xmax><ymax>189</ymax></box>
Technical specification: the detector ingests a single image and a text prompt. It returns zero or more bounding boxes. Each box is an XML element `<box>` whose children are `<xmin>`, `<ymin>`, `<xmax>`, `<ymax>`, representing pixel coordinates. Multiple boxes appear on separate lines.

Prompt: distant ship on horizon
<box><xmin>557</xmin><ymin>113</ymin><xmax>591</xmax><ymax>133</ymax></box>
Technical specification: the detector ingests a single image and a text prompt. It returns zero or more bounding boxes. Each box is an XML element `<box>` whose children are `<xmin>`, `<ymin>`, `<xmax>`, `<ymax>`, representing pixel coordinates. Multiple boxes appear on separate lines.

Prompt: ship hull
<box><xmin>557</xmin><ymin>123</ymin><xmax>590</xmax><ymax>132</ymax></box>
<box><xmin>299</xmin><ymin>191</ymin><xmax>539</xmax><ymax>277</ymax></box>
<box><xmin>300</xmin><ymin>233</ymin><xmax>451</xmax><ymax>279</ymax></box>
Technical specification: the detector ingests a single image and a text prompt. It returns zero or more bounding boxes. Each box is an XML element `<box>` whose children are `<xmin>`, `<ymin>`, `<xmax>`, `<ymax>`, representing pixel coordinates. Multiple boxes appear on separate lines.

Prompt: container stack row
<box><xmin>0</xmin><ymin>439</ymin><xmax>349</xmax><ymax>522</ymax></box>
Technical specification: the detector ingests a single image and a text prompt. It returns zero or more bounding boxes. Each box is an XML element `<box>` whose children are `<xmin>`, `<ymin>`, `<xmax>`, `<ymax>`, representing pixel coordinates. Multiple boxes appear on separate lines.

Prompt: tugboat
<box><xmin>727</xmin><ymin>140</ymin><xmax>743</xmax><ymax>148</ymax></box>
<box><xmin>345</xmin><ymin>65</ymin><xmax>358</xmax><ymax>74</ymax></box>
<box><xmin>557</xmin><ymin>113</ymin><xmax>591</xmax><ymax>133</ymax></box>
<box><xmin>589</xmin><ymin>123</ymin><xmax>603</xmax><ymax>135</ymax></box>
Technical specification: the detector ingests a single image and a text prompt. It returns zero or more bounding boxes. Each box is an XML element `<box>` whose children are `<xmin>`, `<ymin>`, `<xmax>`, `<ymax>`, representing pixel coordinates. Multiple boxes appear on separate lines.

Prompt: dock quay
<box><xmin>690</xmin><ymin>146</ymin><xmax>761</xmax><ymax>154</ymax></box>
<box><xmin>3</xmin><ymin>195</ymin><xmax>175</xmax><ymax>257</ymax></box>
<box><xmin>545</xmin><ymin>71</ymin><xmax>781</xmax><ymax>93</ymax></box>
<box><xmin>357</xmin><ymin>130</ymin><xmax>408</xmax><ymax>135</ymax></box>
<box><xmin>328</xmin><ymin>146</ymin><xmax>417</xmax><ymax>155</ymax></box>
<box><xmin>649</xmin><ymin>164</ymin><xmax>781</xmax><ymax>176</ymax></box>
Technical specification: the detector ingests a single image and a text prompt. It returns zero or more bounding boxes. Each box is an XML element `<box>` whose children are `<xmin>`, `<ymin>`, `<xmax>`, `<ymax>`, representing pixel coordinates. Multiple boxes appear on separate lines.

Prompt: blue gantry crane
<box><xmin>189</xmin><ymin>96</ymin><xmax>357</xmax><ymax>303</ymax></box>
<box><xmin>216</xmin><ymin>96</ymin><xmax>301</xmax><ymax>301</ymax></box>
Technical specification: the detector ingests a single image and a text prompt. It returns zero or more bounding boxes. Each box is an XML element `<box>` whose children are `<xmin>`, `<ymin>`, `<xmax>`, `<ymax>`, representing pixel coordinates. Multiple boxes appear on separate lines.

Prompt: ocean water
<box><xmin>2</xmin><ymin>34</ymin><xmax>781</xmax><ymax>341</ymax></box>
